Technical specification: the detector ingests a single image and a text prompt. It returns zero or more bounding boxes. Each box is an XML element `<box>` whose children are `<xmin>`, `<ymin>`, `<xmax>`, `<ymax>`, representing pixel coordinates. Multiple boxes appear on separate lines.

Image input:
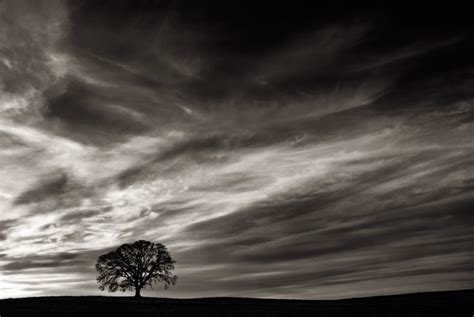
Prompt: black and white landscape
<box><xmin>0</xmin><ymin>0</ymin><xmax>473</xmax><ymax>313</ymax></box>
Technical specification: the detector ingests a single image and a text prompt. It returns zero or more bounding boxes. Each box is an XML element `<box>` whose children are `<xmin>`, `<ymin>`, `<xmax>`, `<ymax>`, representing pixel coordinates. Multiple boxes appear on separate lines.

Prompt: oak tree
<box><xmin>96</xmin><ymin>240</ymin><xmax>177</xmax><ymax>297</ymax></box>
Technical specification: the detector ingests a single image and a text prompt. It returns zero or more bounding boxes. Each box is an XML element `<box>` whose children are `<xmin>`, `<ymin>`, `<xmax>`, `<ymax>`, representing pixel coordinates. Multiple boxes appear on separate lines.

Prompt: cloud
<box><xmin>1</xmin><ymin>252</ymin><xmax>83</xmax><ymax>271</ymax></box>
<box><xmin>0</xmin><ymin>0</ymin><xmax>69</xmax><ymax>117</ymax></box>
<box><xmin>0</xmin><ymin>220</ymin><xmax>17</xmax><ymax>241</ymax></box>
<box><xmin>14</xmin><ymin>173</ymin><xmax>69</xmax><ymax>205</ymax></box>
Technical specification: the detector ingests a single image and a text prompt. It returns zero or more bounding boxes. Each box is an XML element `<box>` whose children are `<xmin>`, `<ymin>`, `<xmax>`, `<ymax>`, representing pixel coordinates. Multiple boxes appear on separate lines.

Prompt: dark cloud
<box><xmin>58</xmin><ymin>207</ymin><xmax>112</xmax><ymax>225</ymax></box>
<box><xmin>14</xmin><ymin>173</ymin><xmax>69</xmax><ymax>205</ymax></box>
<box><xmin>0</xmin><ymin>220</ymin><xmax>17</xmax><ymax>241</ymax></box>
<box><xmin>44</xmin><ymin>79</ymin><xmax>150</xmax><ymax>144</ymax></box>
<box><xmin>1</xmin><ymin>252</ymin><xmax>84</xmax><ymax>271</ymax></box>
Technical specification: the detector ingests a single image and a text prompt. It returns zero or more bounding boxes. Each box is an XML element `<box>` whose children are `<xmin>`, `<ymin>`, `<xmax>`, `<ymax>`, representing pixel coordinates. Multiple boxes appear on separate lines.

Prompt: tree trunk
<box><xmin>135</xmin><ymin>287</ymin><xmax>141</xmax><ymax>298</ymax></box>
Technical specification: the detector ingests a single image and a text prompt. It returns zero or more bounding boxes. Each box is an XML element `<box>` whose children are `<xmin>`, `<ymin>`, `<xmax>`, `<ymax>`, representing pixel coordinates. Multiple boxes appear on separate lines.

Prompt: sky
<box><xmin>0</xmin><ymin>0</ymin><xmax>473</xmax><ymax>299</ymax></box>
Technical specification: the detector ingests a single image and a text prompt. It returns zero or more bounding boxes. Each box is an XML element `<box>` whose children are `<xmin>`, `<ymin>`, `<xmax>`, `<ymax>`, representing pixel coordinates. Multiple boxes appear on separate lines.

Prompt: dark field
<box><xmin>0</xmin><ymin>289</ymin><xmax>473</xmax><ymax>317</ymax></box>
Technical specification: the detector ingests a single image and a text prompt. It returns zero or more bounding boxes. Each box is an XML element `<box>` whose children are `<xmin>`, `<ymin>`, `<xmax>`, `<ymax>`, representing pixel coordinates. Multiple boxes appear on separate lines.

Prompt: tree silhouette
<box><xmin>96</xmin><ymin>240</ymin><xmax>177</xmax><ymax>297</ymax></box>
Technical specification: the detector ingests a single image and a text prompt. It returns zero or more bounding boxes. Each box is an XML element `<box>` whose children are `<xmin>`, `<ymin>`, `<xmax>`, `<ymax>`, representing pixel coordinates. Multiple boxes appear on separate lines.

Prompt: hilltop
<box><xmin>1</xmin><ymin>289</ymin><xmax>473</xmax><ymax>316</ymax></box>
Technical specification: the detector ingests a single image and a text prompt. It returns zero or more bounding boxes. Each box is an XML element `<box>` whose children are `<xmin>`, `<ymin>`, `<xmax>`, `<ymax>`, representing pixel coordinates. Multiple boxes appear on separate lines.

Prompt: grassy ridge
<box><xmin>1</xmin><ymin>289</ymin><xmax>473</xmax><ymax>316</ymax></box>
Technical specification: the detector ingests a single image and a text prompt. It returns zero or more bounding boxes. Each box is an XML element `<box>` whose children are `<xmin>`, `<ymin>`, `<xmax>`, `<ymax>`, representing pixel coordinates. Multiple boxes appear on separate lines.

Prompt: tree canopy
<box><xmin>96</xmin><ymin>240</ymin><xmax>177</xmax><ymax>297</ymax></box>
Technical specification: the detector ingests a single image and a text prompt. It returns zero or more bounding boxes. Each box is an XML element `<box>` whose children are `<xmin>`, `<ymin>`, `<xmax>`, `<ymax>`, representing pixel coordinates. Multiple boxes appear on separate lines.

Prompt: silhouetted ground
<box><xmin>1</xmin><ymin>289</ymin><xmax>473</xmax><ymax>316</ymax></box>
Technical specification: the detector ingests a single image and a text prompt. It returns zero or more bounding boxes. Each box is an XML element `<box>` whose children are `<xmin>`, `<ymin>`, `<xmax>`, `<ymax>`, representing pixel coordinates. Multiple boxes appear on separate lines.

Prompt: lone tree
<box><xmin>96</xmin><ymin>240</ymin><xmax>177</xmax><ymax>297</ymax></box>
